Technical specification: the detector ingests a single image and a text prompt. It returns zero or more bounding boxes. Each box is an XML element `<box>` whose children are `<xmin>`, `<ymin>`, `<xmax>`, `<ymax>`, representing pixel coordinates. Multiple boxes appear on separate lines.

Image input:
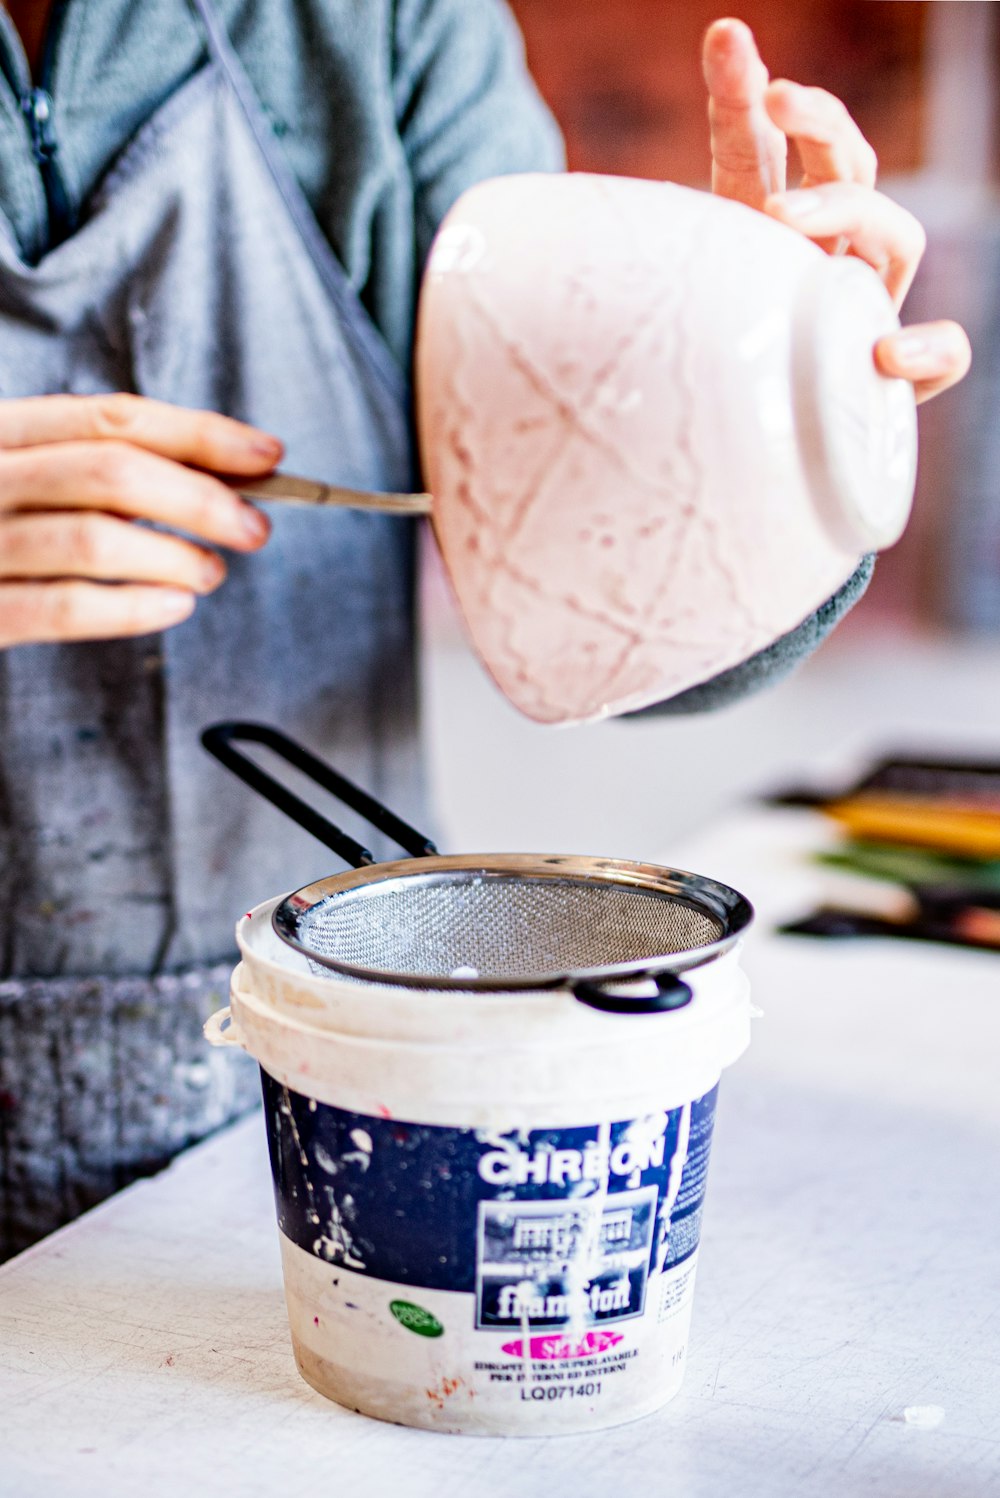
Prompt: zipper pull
<box><xmin>19</xmin><ymin>85</ymin><xmax>75</xmax><ymax>247</ymax></box>
<box><xmin>21</xmin><ymin>87</ymin><xmax>58</xmax><ymax>166</ymax></box>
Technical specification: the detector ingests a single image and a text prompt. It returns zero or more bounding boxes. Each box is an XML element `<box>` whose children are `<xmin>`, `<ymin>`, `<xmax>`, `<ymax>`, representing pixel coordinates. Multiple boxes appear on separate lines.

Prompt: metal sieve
<box><xmin>203</xmin><ymin>723</ymin><xmax>752</xmax><ymax>1013</ymax></box>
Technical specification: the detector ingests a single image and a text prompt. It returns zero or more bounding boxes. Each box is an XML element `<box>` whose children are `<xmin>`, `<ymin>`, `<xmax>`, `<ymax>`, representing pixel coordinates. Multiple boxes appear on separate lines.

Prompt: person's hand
<box><xmin>0</xmin><ymin>394</ymin><xmax>281</xmax><ymax>648</ymax></box>
<box><xmin>703</xmin><ymin>17</ymin><xmax>971</xmax><ymax>403</ymax></box>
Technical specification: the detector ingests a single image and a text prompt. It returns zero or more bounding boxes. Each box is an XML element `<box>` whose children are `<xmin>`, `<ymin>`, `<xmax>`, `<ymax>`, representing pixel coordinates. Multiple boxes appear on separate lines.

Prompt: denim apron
<box><xmin>0</xmin><ymin>0</ymin><xmax>422</xmax><ymax>1254</ymax></box>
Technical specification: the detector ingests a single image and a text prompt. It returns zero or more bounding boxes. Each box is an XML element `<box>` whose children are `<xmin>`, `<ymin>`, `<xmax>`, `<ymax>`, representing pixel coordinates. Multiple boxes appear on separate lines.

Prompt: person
<box><xmin>0</xmin><ymin>3</ymin><xmax>969</xmax><ymax>1259</ymax></box>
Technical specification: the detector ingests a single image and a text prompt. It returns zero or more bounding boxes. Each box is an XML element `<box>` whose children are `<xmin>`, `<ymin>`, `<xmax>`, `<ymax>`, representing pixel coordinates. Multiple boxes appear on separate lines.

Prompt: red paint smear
<box><xmin>501</xmin><ymin>1330</ymin><xmax>623</xmax><ymax>1360</ymax></box>
<box><xmin>425</xmin><ymin>1376</ymin><xmax>463</xmax><ymax>1409</ymax></box>
<box><xmin>377</xmin><ymin>1103</ymin><xmax>392</xmax><ymax>1119</ymax></box>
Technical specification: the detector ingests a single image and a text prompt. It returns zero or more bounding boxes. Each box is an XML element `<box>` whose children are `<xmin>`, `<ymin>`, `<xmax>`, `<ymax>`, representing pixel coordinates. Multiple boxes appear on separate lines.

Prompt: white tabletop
<box><xmin>2</xmin><ymin>806</ymin><xmax>999</xmax><ymax>1498</ymax></box>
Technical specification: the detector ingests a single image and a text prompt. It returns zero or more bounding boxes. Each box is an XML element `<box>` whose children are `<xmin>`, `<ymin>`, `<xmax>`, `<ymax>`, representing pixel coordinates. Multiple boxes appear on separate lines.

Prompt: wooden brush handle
<box><xmin>237</xmin><ymin>472</ymin><xmax>432</xmax><ymax>518</ymax></box>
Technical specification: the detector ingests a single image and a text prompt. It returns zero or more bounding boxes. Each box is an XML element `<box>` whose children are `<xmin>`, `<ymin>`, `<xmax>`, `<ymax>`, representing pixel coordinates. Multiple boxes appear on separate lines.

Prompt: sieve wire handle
<box><xmin>201</xmin><ymin>722</ymin><xmax>438</xmax><ymax>868</ymax></box>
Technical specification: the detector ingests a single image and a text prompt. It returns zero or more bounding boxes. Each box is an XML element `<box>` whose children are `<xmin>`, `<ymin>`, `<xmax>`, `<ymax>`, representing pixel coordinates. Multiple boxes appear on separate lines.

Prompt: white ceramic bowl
<box><xmin>417</xmin><ymin>173</ymin><xmax>917</xmax><ymax>725</ymax></box>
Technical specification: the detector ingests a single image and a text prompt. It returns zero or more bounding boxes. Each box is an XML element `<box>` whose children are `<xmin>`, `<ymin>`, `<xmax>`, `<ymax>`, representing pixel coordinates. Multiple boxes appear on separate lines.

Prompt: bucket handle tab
<box><xmin>204</xmin><ymin>1005</ymin><xmax>245</xmax><ymax>1049</ymax></box>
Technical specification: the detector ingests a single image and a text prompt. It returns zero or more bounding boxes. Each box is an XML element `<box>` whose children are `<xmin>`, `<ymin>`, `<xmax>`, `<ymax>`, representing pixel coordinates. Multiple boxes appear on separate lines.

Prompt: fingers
<box><xmin>875</xmin><ymin>322</ymin><xmax>972</xmax><ymax>404</ymax></box>
<box><xmin>765</xmin><ymin>80</ymin><xmax>878</xmax><ymax>189</ymax></box>
<box><xmin>0</xmin><ymin>394</ymin><xmax>283</xmax><ymax>476</ymax></box>
<box><xmin>703</xmin><ymin>23</ymin><xmax>963</xmax><ymax>404</ymax></box>
<box><xmin>0</xmin><ymin>512</ymin><xmax>227</xmax><ymax>592</ymax></box>
<box><xmin>0</xmin><ymin>580</ymin><xmax>195</xmax><ymax>649</ymax></box>
<box><xmin>0</xmin><ymin>395</ymin><xmax>277</xmax><ymax>648</ymax></box>
<box><xmin>703</xmin><ymin>18</ymin><xmax>787</xmax><ymax>207</ymax></box>
<box><xmin>764</xmin><ymin>182</ymin><xmax>926</xmax><ymax>305</ymax></box>
<box><xmin>0</xmin><ymin>441</ymin><xmax>271</xmax><ymax>550</ymax></box>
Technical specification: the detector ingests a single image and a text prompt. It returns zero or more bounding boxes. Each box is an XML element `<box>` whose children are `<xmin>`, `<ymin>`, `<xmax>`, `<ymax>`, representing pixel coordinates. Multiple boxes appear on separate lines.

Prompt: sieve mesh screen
<box><xmin>291</xmin><ymin>873</ymin><xmax>724</xmax><ymax>982</ymax></box>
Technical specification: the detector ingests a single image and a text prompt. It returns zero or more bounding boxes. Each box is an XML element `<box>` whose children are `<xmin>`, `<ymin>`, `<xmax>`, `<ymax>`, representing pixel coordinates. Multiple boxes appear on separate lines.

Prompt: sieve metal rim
<box><xmin>272</xmin><ymin>852</ymin><xmax>753</xmax><ymax>992</ymax></box>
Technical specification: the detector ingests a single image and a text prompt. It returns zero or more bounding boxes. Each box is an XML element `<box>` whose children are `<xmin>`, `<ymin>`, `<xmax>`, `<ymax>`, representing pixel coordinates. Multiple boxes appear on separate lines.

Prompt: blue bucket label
<box><xmin>262</xmin><ymin>1074</ymin><xmax>717</xmax><ymax>1338</ymax></box>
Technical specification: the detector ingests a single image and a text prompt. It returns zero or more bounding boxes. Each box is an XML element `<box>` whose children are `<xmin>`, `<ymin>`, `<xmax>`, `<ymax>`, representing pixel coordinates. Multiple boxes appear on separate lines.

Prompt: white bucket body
<box><xmin>220</xmin><ymin>896</ymin><xmax>752</xmax><ymax>1435</ymax></box>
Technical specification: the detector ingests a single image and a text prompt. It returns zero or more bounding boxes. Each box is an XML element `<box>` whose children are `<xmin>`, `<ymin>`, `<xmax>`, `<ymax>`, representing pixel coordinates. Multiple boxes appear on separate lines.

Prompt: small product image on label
<box><xmin>476</xmin><ymin>1187</ymin><xmax>657</xmax><ymax>1331</ymax></box>
<box><xmin>389</xmin><ymin>1300</ymin><xmax>444</xmax><ymax>1338</ymax></box>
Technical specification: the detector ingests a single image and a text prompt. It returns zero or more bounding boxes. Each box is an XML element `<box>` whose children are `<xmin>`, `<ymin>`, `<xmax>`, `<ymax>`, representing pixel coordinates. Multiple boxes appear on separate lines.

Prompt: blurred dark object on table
<box><xmin>782</xmin><ymin>893</ymin><xmax>1000</xmax><ymax>953</ymax></box>
<box><xmin>769</xmin><ymin>751</ymin><xmax>1000</xmax><ymax>951</ymax></box>
<box><xmin>769</xmin><ymin>753</ymin><xmax>1000</xmax><ymax>857</ymax></box>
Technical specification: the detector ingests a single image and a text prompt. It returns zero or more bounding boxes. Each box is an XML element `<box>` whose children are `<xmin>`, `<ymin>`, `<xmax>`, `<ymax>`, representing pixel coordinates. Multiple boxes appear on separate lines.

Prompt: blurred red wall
<box><xmin>508</xmin><ymin>1</ymin><xmax>926</xmax><ymax>186</ymax></box>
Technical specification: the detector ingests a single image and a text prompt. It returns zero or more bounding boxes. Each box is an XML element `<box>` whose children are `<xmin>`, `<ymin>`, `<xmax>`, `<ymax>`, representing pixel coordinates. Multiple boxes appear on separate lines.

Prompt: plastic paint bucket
<box><xmin>208</xmin><ymin>893</ymin><xmax>751</xmax><ymax>1435</ymax></box>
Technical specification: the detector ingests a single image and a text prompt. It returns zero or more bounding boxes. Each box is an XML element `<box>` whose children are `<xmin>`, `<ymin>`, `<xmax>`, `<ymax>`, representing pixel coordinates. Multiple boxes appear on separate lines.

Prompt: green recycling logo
<box><xmin>390</xmin><ymin>1299</ymin><xmax>444</xmax><ymax>1338</ymax></box>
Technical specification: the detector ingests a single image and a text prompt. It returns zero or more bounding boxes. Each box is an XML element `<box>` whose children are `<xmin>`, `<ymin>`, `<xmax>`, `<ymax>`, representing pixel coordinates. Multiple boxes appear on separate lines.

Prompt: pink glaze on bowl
<box><xmin>416</xmin><ymin>173</ymin><xmax>916</xmax><ymax>725</ymax></box>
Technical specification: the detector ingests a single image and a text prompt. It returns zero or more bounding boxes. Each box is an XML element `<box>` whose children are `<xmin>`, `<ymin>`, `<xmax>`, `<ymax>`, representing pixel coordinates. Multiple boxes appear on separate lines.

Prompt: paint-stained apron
<box><xmin>0</xmin><ymin>0</ymin><xmax>423</xmax><ymax>1254</ymax></box>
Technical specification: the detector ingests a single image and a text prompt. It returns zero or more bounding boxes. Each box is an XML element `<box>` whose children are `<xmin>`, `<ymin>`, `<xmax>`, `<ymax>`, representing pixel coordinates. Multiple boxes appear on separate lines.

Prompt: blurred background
<box><xmin>506</xmin><ymin>0</ymin><xmax>999</xmax><ymax>630</ymax></box>
<box><xmin>422</xmin><ymin>2</ymin><xmax>1000</xmax><ymax>857</ymax></box>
